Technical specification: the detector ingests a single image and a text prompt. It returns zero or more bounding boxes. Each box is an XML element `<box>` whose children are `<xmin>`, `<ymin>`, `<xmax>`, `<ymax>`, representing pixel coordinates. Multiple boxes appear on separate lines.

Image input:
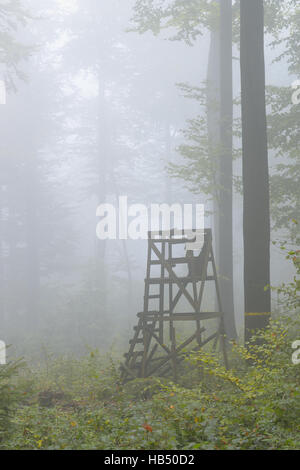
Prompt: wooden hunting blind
<box><xmin>121</xmin><ymin>229</ymin><xmax>228</xmax><ymax>382</ymax></box>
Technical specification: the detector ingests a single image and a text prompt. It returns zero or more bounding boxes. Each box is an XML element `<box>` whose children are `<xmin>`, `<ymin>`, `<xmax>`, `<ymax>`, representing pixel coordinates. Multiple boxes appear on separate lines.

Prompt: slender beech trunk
<box><xmin>207</xmin><ymin>0</ymin><xmax>237</xmax><ymax>339</ymax></box>
<box><xmin>164</xmin><ymin>121</ymin><xmax>173</xmax><ymax>204</ymax></box>
<box><xmin>240</xmin><ymin>0</ymin><xmax>271</xmax><ymax>342</ymax></box>
<box><xmin>26</xmin><ymin>153</ymin><xmax>40</xmax><ymax>330</ymax></box>
<box><xmin>111</xmin><ymin>174</ymin><xmax>134</xmax><ymax>315</ymax></box>
<box><xmin>219</xmin><ymin>0</ymin><xmax>237</xmax><ymax>339</ymax></box>
<box><xmin>207</xmin><ymin>25</ymin><xmax>220</xmax><ymax>265</ymax></box>
<box><xmin>96</xmin><ymin>78</ymin><xmax>108</xmax><ymax>317</ymax></box>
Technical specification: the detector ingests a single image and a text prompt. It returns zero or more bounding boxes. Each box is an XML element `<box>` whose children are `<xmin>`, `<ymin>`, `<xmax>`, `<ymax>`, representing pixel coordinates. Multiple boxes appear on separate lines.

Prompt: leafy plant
<box><xmin>0</xmin><ymin>359</ymin><xmax>23</xmax><ymax>447</ymax></box>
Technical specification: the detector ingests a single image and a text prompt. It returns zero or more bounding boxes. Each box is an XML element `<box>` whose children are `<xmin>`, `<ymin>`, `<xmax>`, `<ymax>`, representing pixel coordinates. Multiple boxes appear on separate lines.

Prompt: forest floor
<box><xmin>2</xmin><ymin>316</ymin><xmax>300</xmax><ymax>450</ymax></box>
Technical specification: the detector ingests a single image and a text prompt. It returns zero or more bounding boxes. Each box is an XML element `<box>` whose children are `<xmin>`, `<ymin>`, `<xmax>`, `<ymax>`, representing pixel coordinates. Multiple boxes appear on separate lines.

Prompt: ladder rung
<box><xmin>145</xmin><ymin>277</ymin><xmax>213</xmax><ymax>284</ymax></box>
<box><xmin>124</xmin><ymin>350</ymin><xmax>144</xmax><ymax>359</ymax></box>
<box><xmin>129</xmin><ymin>339</ymin><xmax>143</xmax><ymax>344</ymax></box>
<box><xmin>137</xmin><ymin>310</ymin><xmax>159</xmax><ymax>316</ymax></box>
<box><xmin>150</xmin><ymin>260</ymin><xmax>177</xmax><ymax>266</ymax></box>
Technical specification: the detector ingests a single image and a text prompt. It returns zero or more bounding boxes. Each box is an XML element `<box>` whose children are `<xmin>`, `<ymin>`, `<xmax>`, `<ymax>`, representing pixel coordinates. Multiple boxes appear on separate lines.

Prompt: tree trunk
<box><xmin>96</xmin><ymin>78</ymin><xmax>108</xmax><ymax>318</ymax></box>
<box><xmin>219</xmin><ymin>0</ymin><xmax>237</xmax><ymax>340</ymax></box>
<box><xmin>164</xmin><ymin>121</ymin><xmax>173</xmax><ymax>204</ymax></box>
<box><xmin>240</xmin><ymin>0</ymin><xmax>271</xmax><ymax>342</ymax></box>
<box><xmin>25</xmin><ymin>153</ymin><xmax>40</xmax><ymax>330</ymax></box>
<box><xmin>207</xmin><ymin>23</ymin><xmax>221</xmax><ymax>297</ymax></box>
<box><xmin>207</xmin><ymin>0</ymin><xmax>237</xmax><ymax>340</ymax></box>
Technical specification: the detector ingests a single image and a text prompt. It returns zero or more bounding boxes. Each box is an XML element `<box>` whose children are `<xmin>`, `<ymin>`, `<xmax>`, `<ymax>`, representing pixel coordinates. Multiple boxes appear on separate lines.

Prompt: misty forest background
<box><xmin>0</xmin><ymin>0</ymin><xmax>299</xmax><ymax>451</ymax></box>
<box><xmin>1</xmin><ymin>0</ymin><xmax>298</xmax><ymax>355</ymax></box>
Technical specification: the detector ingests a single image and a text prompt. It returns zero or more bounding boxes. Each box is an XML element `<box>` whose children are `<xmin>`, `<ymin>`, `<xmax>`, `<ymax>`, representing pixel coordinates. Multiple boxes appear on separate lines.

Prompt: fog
<box><xmin>0</xmin><ymin>0</ymin><xmax>298</xmax><ymax>358</ymax></box>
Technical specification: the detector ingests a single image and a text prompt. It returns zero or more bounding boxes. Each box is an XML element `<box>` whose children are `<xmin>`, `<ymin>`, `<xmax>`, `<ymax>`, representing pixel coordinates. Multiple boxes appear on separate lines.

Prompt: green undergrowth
<box><xmin>1</xmin><ymin>313</ymin><xmax>300</xmax><ymax>450</ymax></box>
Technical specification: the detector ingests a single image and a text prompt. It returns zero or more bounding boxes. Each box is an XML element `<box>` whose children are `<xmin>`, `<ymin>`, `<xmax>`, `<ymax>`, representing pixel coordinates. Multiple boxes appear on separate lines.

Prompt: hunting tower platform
<box><xmin>121</xmin><ymin>229</ymin><xmax>228</xmax><ymax>382</ymax></box>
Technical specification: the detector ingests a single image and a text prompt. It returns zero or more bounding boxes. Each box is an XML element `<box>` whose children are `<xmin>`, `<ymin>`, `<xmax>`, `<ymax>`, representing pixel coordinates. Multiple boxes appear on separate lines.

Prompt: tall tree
<box><xmin>0</xmin><ymin>0</ymin><xmax>31</xmax><ymax>328</ymax></box>
<box><xmin>240</xmin><ymin>0</ymin><xmax>271</xmax><ymax>342</ymax></box>
<box><xmin>0</xmin><ymin>0</ymin><xmax>31</xmax><ymax>90</ymax></box>
<box><xmin>131</xmin><ymin>0</ymin><xmax>238</xmax><ymax>338</ymax></box>
<box><xmin>218</xmin><ymin>0</ymin><xmax>236</xmax><ymax>339</ymax></box>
